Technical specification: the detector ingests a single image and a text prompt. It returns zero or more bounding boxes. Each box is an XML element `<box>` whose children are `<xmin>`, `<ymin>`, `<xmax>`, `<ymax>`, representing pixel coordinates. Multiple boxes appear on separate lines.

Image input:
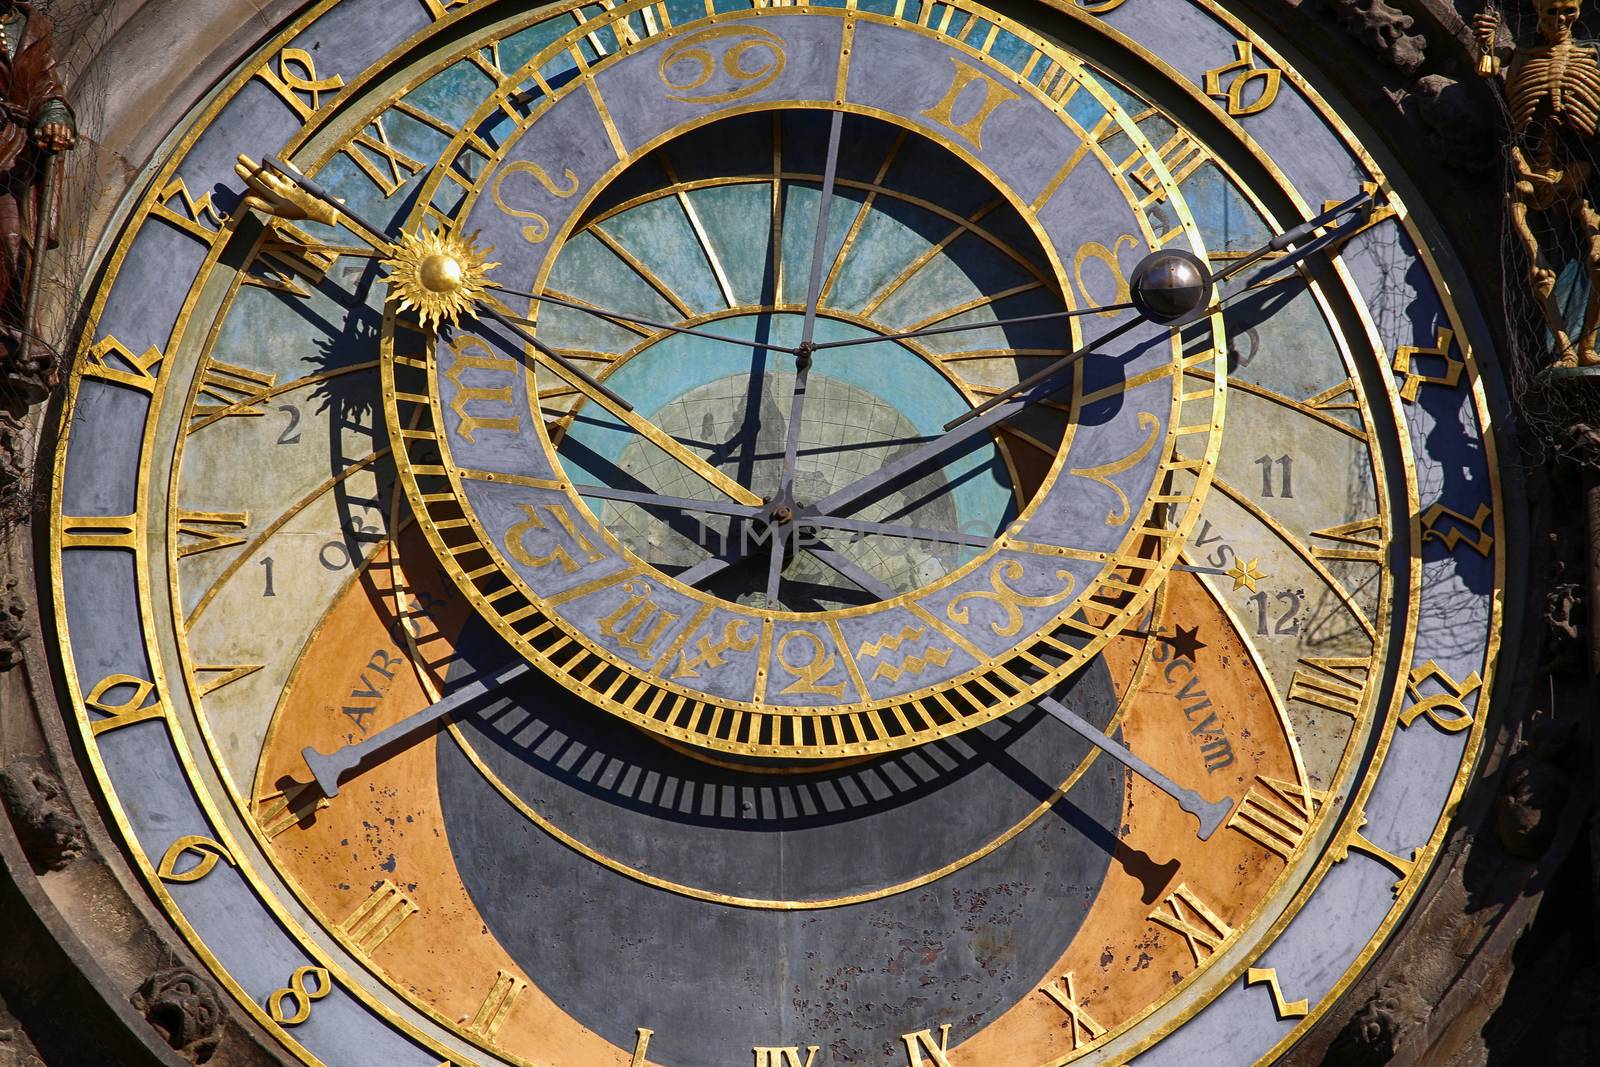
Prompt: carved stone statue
<box><xmin>1477</xmin><ymin>0</ymin><xmax>1600</xmax><ymax>367</ymax></box>
<box><xmin>0</xmin><ymin>0</ymin><xmax>73</xmax><ymax>381</ymax></box>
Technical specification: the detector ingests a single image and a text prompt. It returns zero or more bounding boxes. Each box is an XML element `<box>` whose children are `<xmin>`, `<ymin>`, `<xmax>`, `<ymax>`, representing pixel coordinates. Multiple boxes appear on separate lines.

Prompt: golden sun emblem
<box><xmin>382</xmin><ymin>227</ymin><xmax>499</xmax><ymax>330</ymax></box>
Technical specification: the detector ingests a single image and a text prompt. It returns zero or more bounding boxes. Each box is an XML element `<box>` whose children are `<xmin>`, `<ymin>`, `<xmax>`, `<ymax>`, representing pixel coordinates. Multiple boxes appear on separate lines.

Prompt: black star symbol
<box><xmin>1161</xmin><ymin>624</ymin><xmax>1207</xmax><ymax>663</ymax></box>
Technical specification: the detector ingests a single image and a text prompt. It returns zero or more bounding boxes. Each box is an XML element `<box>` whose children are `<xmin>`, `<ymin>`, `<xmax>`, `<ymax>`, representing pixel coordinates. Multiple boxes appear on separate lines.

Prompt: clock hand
<box><xmin>572</xmin><ymin>483</ymin><xmax>761</xmax><ymax>519</ymax></box>
<box><xmin>247</xmin><ymin>156</ymin><xmax>634</xmax><ymax>414</ymax></box>
<box><xmin>944</xmin><ymin>188</ymin><xmax>1376</xmax><ymax>431</ymax></box>
<box><xmin>301</xmin><ymin>659</ymin><xmax>534</xmax><ymax>797</ymax></box>
<box><xmin>808</xmin><ymin>301</ymin><xmax>1136</xmax><ymax>351</ymax></box>
<box><xmin>490</xmin><ymin>283</ymin><xmax>800</xmax><ymax>355</ymax></box>
<box><xmin>767</xmin><ymin>109</ymin><xmax>848</xmax><ymax>604</ymax></box>
<box><xmin>474</xmin><ymin>304</ymin><xmax>766</xmax><ymax>506</ymax></box>
<box><xmin>1037</xmin><ymin>694</ymin><xmax>1231</xmax><ymax>840</ymax></box>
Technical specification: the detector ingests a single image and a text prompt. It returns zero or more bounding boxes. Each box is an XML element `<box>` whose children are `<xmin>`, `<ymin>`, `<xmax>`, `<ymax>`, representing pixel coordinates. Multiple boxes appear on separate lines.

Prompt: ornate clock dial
<box><xmin>47</xmin><ymin>0</ymin><xmax>1504</xmax><ymax>1065</ymax></box>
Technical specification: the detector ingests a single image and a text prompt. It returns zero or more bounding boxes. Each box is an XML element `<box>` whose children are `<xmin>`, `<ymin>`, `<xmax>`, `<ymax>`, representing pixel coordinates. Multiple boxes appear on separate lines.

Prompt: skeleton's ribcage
<box><xmin>1512</xmin><ymin>50</ymin><xmax>1600</xmax><ymax>138</ymax></box>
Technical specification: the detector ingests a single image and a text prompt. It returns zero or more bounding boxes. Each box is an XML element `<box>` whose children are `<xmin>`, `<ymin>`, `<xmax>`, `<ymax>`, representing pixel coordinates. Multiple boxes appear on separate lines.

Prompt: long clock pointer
<box><xmin>1037</xmin><ymin>694</ymin><xmax>1233</xmax><ymax>840</ymax></box>
<box><xmin>301</xmin><ymin>659</ymin><xmax>534</xmax><ymax>797</ymax></box>
<box><xmin>491</xmin><ymin>284</ymin><xmax>800</xmax><ymax>356</ymax></box>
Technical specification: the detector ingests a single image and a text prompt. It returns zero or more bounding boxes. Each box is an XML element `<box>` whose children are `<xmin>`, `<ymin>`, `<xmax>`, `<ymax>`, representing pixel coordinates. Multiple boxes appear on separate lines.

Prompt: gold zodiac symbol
<box><xmin>947</xmin><ymin>560</ymin><xmax>1077</xmax><ymax>638</ymax></box>
<box><xmin>1068</xmin><ymin>412</ymin><xmax>1162</xmax><ymax>525</ymax></box>
<box><xmin>776</xmin><ymin>629</ymin><xmax>846</xmax><ymax>698</ymax></box>
<box><xmin>658</xmin><ymin>26</ymin><xmax>786</xmax><ymax>105</ymax></box>
<box><xmin>674</xmin><ymin>619</ymin><xmax>760</xmax><ymax>679</ymax></box>
<box><xmin>491</xmin><ymin>160</ymin><xmax>580</xmax><ymax>244</ymax></box>
<box><xmin>1074</xmin><ymin>235</ymin><xmax>1140</xmax><ymax>318</ymax></box>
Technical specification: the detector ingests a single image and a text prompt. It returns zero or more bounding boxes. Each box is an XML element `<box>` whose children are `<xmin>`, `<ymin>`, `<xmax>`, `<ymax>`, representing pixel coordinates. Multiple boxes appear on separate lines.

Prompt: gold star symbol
<box><xmin>1228</xmin><ymin>558</ymin><xmax>1266</xmax><ymax>592</ymax></box>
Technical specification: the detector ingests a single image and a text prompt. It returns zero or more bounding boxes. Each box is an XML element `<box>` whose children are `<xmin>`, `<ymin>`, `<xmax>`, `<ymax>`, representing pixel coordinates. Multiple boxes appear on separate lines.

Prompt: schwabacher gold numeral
<box><xmin>85</xmin><ymin>675</ymin><xmax>165</xmax><ymax>735</ymax></box>
<box><xmin>1393</xmin><ymin>327</ymin><xmax>1463</xmax><ymax>402</ymax></box>
<box><xmin>921</xmin><ymin>58</ymin><xmax>1019</xmax><ymax>150</ymax></box>
<box><xmin>255</xmin><ymin>48</ymin><xmax>345</xmax><ymax>121</ymax></box>
<box><xmin>83</xmin><ymin>335</ymin><xmax>163</xmax><ymax>393</ymax></box>
<box><xmin>1420</xmin><ymin>502</ymin><xmax>1494</xmax><ymax>557</ymax></box>
<box><xmin>153</xmin><ymin>176</ymin><xmax>225</xmax><ymax>238</ymax></box>
<box><xmin>599</xmin><ymin>581</ymin><xmax>681</xmax><ymax>660</ymax></box>
<box><xmin>1040</xmin><ymin>971</ymin><xmax>1105</xmax><ymax>1049</ymax></box>
<box><xmin>266</xmin><ymin>966</ymin><xmax>331</xmax><ymax>1026</ymax></box>
<box><xmin>1202</xmin><ymin>40</ymin><xmax>1281</xmax><ymax>116</ymax></box>
<box><xmin>1148</xmin><ymin>882</ymin><xmax>1234</xmax><ymax>969</ymax></box>
<box><xmin>1245</xmin><ymin>967</ymin><xmax>1309</xmax><ymax>1019</ymax></box>
<box><xmin>1400</xmin><ymin>661</ymin><xmax>1481</xmax><ymax>733</ymax></box>
<box><xmin>156</xmin><ymin>836</ymin><xmax>236</xmax><ymax>883</ymax></box>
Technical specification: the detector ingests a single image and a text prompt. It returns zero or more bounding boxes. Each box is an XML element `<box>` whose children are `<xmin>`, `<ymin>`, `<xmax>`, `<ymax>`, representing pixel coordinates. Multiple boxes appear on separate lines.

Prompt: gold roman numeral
<box><xmin>1040</xmin><ymin>971</ymin><xmax>1105</xmax><ymax>1049</ymax></box>
<box><xmin>1228</xmin><ymin>775</ymin><xmax>1326</xmax><ymax>861</ymax></box>
<box><xmin>464</xmin><ymin>969</ymin><xmax>526</xmax><ymax>1044</ymax></box>
<box><xmin>339</xmin><ymin>880</ymin><xmax>419</xmax><ymax>952</ymax></box>
<box><xmin>1149</xmin><ymin>882</ymin><xmax>1234</xmax><ymax>969</ymax></box>
<box><xmin>900</xmin><ymin>1025</ymin><xmax>954</xmax><ymax>1067</ymax></box>
<box><xmin>1310</xmin><ymin>517</ymin><xmax>1386</xmax><ymax>565</ymax></box>
<box><xmin>175</xmin><ymin>510</ymin><xmax>250</xmax><ymax>558</ymax></box>
<box><xmin>1286</xmin><ymin>656</ymin><xmax>1370</xmax><ymax>719</ymax></box>
<box><xmin>255</xmin><ymin>783</ymin><xmax>329</xmax><ymax>840</ymax></box>
<box><xmin>1125</xmin><ymin>130</ymin><xmax>1210</xmax><ymax>209</ymax></box>
<box><xmin>754</xmin><ymin>1046</ymin><xmax>820</xmax><ymax>1067</ymax></box>
<box><xmin>192</xmin><ymin>361</ymin><xmax>278</xmax><ymax>423</ymax></box>
<box><xmin>341</xmin><ymin>117</ymin><xmax>425</xmax><ymax>197</ymax></box>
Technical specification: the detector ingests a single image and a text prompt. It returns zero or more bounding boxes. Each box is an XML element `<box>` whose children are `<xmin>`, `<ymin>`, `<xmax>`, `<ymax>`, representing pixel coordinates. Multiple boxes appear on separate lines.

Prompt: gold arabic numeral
<box><xmin>492</xmin><ymin>160</ymin><xmax>580</xmax><ymax>244</ymax></box>
<box><xmin>674</xmin><ymin>619</ymin><xmax>760</xmax><ymax>679</ymax></box>
<box><xmin>1039</xmin><ymin>972</ymin><xmax>1105</xmax><ymax>1050</ymax></box>
<box><xmin>464</xmin><ymin>969</ymin><xmax>527</xmax><ymax>1044</ymax></box>
<box><xmin>342</xmin><ymin>117</ymin><xmax>426</xmax><ymax>198</ymax></box>
<box><xmin>946</xmin><ymin>560</ymin><xmax>1076</xmax><ymax>638</ymax></box>
<box><xmin>900</xmin><ymin>1025</ymin><xmax>954</xmax><ymax>1067</ymax></box>
<box><xmin>1201</xmin><ymin>40</ymin><xmax>1281</xmax><ymax>116</ymax></box>
<box><xmin>423</xmin><ymin>0</ymin><xmax>473</xmax><ymax>17</ymax></box>
<box><xmin>1309</xmin><ymin>516</ymin><xmax>1386</xmax><ymax>565</ymax></box>
<box><xmin>255</xmin><ymin>48</ymin><xmax>345</xmax><ymax>121</ymax></box>
<box><xmin>631</xmin><ymin>1029</ymin><xmax>655</xmax><ymax>1067</ymax></box>
<box><xmin>599</xmin><ymin>581</ymin><xmax>681</xmax><ymax>660</ymax></box>
<box><xmin>444</xmin><ymin>335</ymin><xmax>522</xmax><ymax>443</ymax></box>
<box><xmin>61</xmin><ymin>515</ymin><xmax>137</xmax><ymax>550</ymax></box>
<box><xmin>153</xmin><ymin>176</ymin><xmax>226</xmax><ymax>239</ymax></box>
<box><xmin>82</xmin><ymin>335</ymin><xmax>163</xmax><ymax>393</ymax></box>
<box><xmin>266</xmin><ymin>966</ymin><xmax>331</xmax><ymax>1026</ymax></box>
<box><xmin>85</xmin><ymin>674</ymin><xmax>165</xmax><ymax>735</ymax></box>
<box><xmin>1420</xmin><ymin>502</ymin><xmax>1495</xmax><ymax>557</ymax></box>
<box><xmin>1393</xmin><ymin>327</ymin><xmax>1463</xmax><ymax>403</ymax></box>
<box><xmin>776</xmin><ymin>630</ymin><xmax>847</xmax><ymax>699</ymax></box>
<box><xmin>1073</xmin><ymin>235</ymin><xmax>1139</xmax><ymax>318</ymax></box>
<box><xmin>1287</xmin><ymin>655</ymin><xmax>1371</xmax><ymax>719</ymax></box>
<box><xmin>921</xmin><ymin>58</ymin><xmax>1019</xmax><ymax>151</ymax></box>
<box><xmin>1331</xmin><ymin>816</ymin><xmax>1419</xmax><ymax>896</ymax></box>
<box><xmin>247</xmin><ymin>223</ymin><xmax>342</xmax><ymax>297</ymax></box>
<box><xmin>255</xmin><ymin>782</ymin><xmax>329</xmax><ymax>841</ymax></box>
<box><xmin>1125</xmin><ymin>130</ymin><xmax>1210</xmax><ymax>211</ymax></box>
<box><xmin>176</xmin><ymin>510</ymin><xmax>250</xmax><ymax>559</ymax></box>
<box><xmin>156</xmin><ymin>835</ymin><xmax>237</xmax><ymax>883</ymax></box>
<box><xmin>195</xmin><ymin>663</ymin><xmax>266</xmax><ymax>698</ymax></box>
<box><xmin>1148</xmin><ymin>882</ymin><xmax>1235</xmax><ymax>970</ymax></box>
<box><xmin>505</xmin><ymin>503</ymin><xmax>606</xmax><ymax>574</ymax></box>
<box><xmin>1399</xmin><ymin>660</ymin><xmax>1482</xmax><ymax>734</ymax></box>
<box><xmin>340</xmin><ymin>879</ymin><xmax>420</xmax><ymax>953</ymax></box>
<box><xmin>755</xmin><ymin>1046</ymin><xmax>820</xmax><ymax>1067</ymax></box>
<box><xmin>191</xmin><ymin>361</ymin><xmax>278</xmax><ymax>423</ymax></box>
<box><xmin>1227</xmin><ymin>774</ymin><xmax>1327</xmax><ymax>862</ymax></box>
<box><xmin>1244</xmin><ymin>968</ymin><xmax>1309</xmax><ymax>1019</ymax></box>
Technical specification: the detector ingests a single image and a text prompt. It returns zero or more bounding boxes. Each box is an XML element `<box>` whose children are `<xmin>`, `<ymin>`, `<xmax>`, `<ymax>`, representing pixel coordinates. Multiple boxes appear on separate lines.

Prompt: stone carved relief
<box><xmin>0</xmin><ymin>575</ymin><xmax>23</xmax><ymax>672</ymax></box>
<box><xmin>1327</xmin><ymin>975</ymin><xmax>1432</xmax><ymax>1064</ymax></box>
<box><xmin>129</xmin><ymin>969</ymin><xmax>225</xmax><ymax>1065</ymax></box>
<box><xmin>0</xmin><ymin>757</ymin><xmax>83</xmax><ymax>872</ymax></box>
<box><xmin>1326</xmin><ymin>0</ymin><xmax>1430</xmax><ymax>74</ymax></box>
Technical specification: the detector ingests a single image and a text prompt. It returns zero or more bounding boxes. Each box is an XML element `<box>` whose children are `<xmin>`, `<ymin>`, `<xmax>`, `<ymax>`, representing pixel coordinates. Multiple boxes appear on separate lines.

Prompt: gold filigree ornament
<box><xmin>382</xmin><ymin>226</ymin><xmax>500</xmax><ymax>330</ymax></box>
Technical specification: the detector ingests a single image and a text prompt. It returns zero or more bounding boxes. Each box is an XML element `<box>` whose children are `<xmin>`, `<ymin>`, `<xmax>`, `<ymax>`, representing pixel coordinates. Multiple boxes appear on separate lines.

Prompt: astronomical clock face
<box><xmin>49</xmin><ymin>0</ymin><xmax>1505</xmax><ymax>1063</ymax></box>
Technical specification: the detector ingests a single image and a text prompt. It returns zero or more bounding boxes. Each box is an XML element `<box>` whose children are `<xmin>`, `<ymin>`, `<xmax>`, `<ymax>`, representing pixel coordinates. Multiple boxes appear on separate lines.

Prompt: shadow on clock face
<box><xmin>437</xmin><ymin>622</ymin><xmax>1144</xmax><ymax>1064</ymax></box>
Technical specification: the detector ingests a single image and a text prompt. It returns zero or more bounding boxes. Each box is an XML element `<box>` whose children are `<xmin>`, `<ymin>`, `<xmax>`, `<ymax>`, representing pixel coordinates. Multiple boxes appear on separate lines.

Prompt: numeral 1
<box><xmin>1254</xmin><ymin>454</ymin><xmax>1293</xmax><ymax>498</ymax></box>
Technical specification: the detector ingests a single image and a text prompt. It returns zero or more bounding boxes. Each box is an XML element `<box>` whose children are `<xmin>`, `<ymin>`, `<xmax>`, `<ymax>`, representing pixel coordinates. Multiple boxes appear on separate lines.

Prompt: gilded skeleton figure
<box><xmin>1477</xmin><ymin>0</ymin><xmax>1600</xmax><ymax>367</ymax></box>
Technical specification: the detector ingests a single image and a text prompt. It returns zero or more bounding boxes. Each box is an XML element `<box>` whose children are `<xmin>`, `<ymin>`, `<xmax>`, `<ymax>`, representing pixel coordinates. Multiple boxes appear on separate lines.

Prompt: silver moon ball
<box><xmin>1129</xmin><ymin>249</ymin><xmax>1213</xmax><ymax>324</ymax></box>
